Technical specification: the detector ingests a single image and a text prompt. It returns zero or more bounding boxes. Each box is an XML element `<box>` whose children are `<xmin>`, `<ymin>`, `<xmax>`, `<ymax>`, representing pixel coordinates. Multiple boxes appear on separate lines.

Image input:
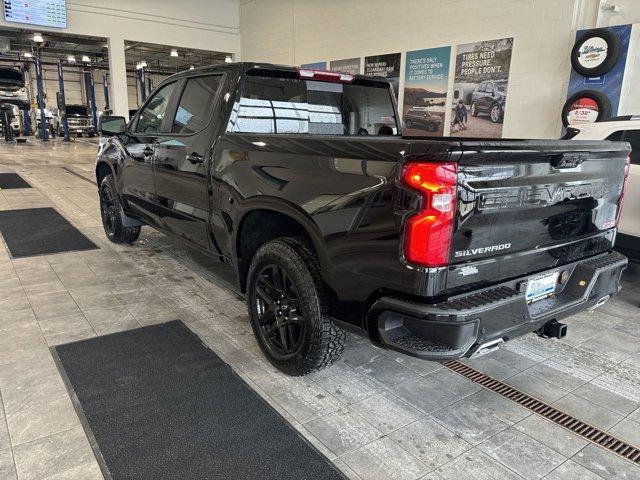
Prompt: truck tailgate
<box><xmin>446</xmin><ymin>139</ymin><xmax>630</xmax><ymax>292</ymax></box>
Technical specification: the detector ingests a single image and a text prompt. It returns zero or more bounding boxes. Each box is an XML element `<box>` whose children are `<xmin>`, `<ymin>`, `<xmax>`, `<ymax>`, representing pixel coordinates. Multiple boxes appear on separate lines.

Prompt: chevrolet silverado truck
<box><xmin>96</xmin><ymin>63</ymin><xmax>630</xmax><ymax>376</ymax></box>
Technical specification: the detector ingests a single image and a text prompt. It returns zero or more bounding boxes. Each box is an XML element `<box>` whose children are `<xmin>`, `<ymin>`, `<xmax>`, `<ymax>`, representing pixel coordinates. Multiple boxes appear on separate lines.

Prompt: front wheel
<box><xmin>99</xmin><ymin>174</ymin><xmax>141</xmax><ymax>244</ymax></box>
<box><xmin>246</xmin><ymin>237</ymin><xmax>346</xmax><ymax>376</ymax></box>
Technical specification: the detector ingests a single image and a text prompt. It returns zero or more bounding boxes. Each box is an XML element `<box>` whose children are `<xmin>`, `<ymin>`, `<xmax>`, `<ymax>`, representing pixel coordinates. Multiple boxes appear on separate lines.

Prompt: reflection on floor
<box><xmin>0</xmin><ymin>138</ymin><xmax>639</xmax><ymax>480</ymax></box>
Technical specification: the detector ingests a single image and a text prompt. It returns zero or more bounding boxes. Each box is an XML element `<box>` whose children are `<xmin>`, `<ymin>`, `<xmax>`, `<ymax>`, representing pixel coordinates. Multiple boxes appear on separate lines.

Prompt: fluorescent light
<box><xmin>140</xmin><ymin>60</ymin><xmax>147</xmax><ymax>67</ymax></box>
<box><xmin>225</xmin><ymin>55</ymin><xmax>232</xmax><ymax>63</ymax></box>
<box><xmin>170</xmin><ymin>49</ymin><xmax>178</xmax><ymax>57</ymax></box>
<box><xmin>189</xmin><ymin>65</ymin><xmax>195</xmax><ymax>70</ymax></box>
<box><xmin>67</xmin><ymin>55</ymin><xmax>76</xmax><ymax>62</ymax></box>
<box><xmin>33</xmin><ymin>33</ymin><xmax>44</xmax><ymax>43</ymax></box>
<box><xmin>81</xmin><ymin>55</ymin><xmax>91</xmax><ymax>62</ymax></box>
<box><xmin>23</xmin><ymin>52</ymin><xmax>33</xmax><ymax>58</ymax></box>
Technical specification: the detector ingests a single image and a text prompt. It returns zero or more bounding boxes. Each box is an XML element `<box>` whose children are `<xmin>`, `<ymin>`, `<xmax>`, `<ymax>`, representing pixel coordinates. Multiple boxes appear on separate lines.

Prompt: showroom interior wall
<box><xmin>239</xmin><ymin>0</ymin><xmax>632</xmax><ymax>139</ymax></box>
<box><xmin>0</xmin><ymin>0</ymin><xmax>240</xmax><ymax>117</ymax></box>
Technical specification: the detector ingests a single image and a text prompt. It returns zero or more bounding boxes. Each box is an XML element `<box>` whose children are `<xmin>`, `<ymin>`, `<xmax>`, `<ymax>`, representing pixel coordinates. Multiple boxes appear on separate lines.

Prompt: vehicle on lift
<box><xmin>404</xmin><ymin>107</ymin><xmax>442</xmax><ymax>131</ymax></box>
<box><xmin>0</xmin><ymin>104</ymin><xmax>22</xmax><ymax>137</ymax></box>
<box><xmin>470</xmin><ymin>79</ymin><xmax>507</xmax><ymax>123</ymax></box>
<box><xmin>60</xmin><ymin>104</ymin><xmax>95</xmax><ymax>137</ymax></box>
<box><xmin>96</xmin><ymin>63</ymin><xmax>630</xmax><ymax>376</ymax></box>
<box><xmin>565</xmin><ymin>116</ymin><xmax>639</xmax><ymax>262</ymax></box>
<box><xmin>35</xmin><ymin>108</ymin><xmax>58</xmax><ymax>138</ymax></box>
<box><xmin>0</xmin><ymin>67</ymin><xmax>29</xmax><ymax>109</ymax></box>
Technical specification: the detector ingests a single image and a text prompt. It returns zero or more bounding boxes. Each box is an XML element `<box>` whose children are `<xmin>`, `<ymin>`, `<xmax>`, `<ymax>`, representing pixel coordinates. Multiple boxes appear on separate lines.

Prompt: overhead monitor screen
<box><xmin>3</xmin><ymin>0</ymin><xmax>67</xmax><ymax>28</ymax></box>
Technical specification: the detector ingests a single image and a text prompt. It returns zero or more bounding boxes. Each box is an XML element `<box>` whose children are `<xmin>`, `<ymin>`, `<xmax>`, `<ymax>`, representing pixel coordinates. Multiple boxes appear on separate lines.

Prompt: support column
<box><xmin>107</xmin><ymin>36</ymin><xmax>129</xmax><ymax>120</ymax></box>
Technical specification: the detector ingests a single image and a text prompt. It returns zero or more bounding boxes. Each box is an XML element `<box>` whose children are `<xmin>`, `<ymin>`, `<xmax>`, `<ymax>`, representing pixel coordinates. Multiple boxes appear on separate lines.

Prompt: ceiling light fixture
<box><xmin>33</xmin><ymin>33</ymin><xmax>44</xmax><ymax>43</ymax></box>
<box><xmin>225</xmin><ymin>55</ymin><xmax>232</xmax><ymax>63</ymax></box>
<box><xmin>170</xmin><ymin>49</ymin><xmax>178</xmax><ymax>57</ymax></box>
<box><xmin>82</xmin><ymin>55</ymin><xmax>91</xmax><ymax>62</ymax></box>
<box><xmin>67</xmin><ymin>55</ymin><xmax>76</xmax><ymax>62</ymax></box>
<box><xmin>140</xmin><ymin>60</ymin><xmax>147</xmax><ymax>67</ymax></box>
<box><xmin>189</xmin><ymin>65</ymin><xmax>195</xmax><ymax>70</ymax></box>
<box><xmin>23</xmin><ymin>52</ymin><xmax>33</xmax><ymax>58</ymax></box>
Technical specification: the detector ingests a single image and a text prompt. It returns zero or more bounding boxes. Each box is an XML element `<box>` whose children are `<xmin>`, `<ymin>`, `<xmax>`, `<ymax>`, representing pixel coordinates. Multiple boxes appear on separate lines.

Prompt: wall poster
<box><xmin>300</xmin><ymin>61</ymin><xmax>327</xmax><ymax>70</ymax></box>
<box><xmin>402</xmin><ymin>46</ymin><xmax>451</xmax><ymax>137</ymax></box>
<box><xmin>452</xmin><ymin>37</ymin><xmax>514</xmax><ymax>137</ymax></box>
<box><xmin>364</xmin><ymin>53</ymin><xmax>401</xmax><ymax>99</ymax></box>
<box><xmin>329</xmin><ymin>58</ymin><xmax>361</xmax><ymax>74</ymax></box>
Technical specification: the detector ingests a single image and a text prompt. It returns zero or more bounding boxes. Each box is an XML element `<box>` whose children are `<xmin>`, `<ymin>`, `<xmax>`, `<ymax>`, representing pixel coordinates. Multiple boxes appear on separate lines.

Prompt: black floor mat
<box><xmin>0</xmin><ymin>173</ymin><xmax>31</xmax><ymax>189</ymax></box>
<box><xmin>0</xmin><ymin>207</ymin><xmax>98</xmax><ymax>258</ymax></box>
<box><xmin>54</xmin><ymin>321</ymin><xmax>346</xmax><ymax>480</ymax></box>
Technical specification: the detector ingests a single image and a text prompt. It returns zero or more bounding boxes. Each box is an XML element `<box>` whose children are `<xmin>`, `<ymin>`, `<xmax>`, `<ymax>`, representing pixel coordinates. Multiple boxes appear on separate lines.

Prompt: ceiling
<box><xmin>0</xmin><ymin>28</ymin><xmax>230</xmax><ymax>74</ymax></box>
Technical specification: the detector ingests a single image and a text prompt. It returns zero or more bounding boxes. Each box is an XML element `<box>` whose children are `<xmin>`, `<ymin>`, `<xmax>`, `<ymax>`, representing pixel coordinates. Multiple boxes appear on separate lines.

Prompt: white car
<box><xmin>566</xmin><ymin>117</ymin><xmax>639</xmax><ymax>259</ymax></box>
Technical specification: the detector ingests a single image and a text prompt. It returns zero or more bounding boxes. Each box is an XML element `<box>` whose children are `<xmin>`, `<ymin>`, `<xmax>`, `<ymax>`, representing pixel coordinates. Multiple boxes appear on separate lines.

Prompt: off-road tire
<box><xmin>246</xmin><ymin>237</ymin><xmax>346</xmax><ymax>376</ymax></box>
<box><xmin>99</xmin><ymin>174</ymin><xmax>141</xmax><ymax>244</ymax></box>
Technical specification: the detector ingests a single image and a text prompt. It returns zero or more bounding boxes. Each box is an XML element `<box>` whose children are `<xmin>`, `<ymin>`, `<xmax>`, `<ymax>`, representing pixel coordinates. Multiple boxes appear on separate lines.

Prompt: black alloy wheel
<box><xmin>100</xmin><ymin>182</ymin><xmax>116</xmax><ymax>237</ymax></box>
<box><xmin>99</xmin><ymin>174</ymin><xmax>141</xmax><ymax>244</ymax></box>
<box><xmin>246</xmin><ymin>237</ymin><xmax>346</xmax><ymax>376</ymax></box>
<box><xmin>253</xmin><ymin>264</ymin><xmax>305</xmax><ymax>360</ymax></box>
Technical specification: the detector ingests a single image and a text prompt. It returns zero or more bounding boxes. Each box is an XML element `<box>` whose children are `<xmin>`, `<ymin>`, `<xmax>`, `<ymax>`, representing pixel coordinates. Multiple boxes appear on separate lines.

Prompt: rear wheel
<box><xmin>247</xmin><ymin>237</ymin><xmax>346</xmax><ymax>376</ymax></box>
<box><xmin>99</xmin><ymin>174</ymin><xmax>141</xmax><ymax>244</ymax></box>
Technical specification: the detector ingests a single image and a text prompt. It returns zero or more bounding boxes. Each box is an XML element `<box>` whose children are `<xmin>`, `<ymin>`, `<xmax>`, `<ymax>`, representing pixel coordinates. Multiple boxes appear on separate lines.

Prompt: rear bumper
<box><xmin>369</xmin><ymin>251</ymin><xmax>627</xmax><ymax>361</ymax></box>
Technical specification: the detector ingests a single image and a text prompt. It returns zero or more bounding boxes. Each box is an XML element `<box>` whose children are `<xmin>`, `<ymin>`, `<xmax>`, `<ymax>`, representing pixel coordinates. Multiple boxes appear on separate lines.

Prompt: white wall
<box><xmin>240</xmin><ymin>0</ymin><xmax>591</xmax><ymax>139</ymax></box>
<box><xmin>1</xmin><ymin>0</ymin><xmax>240</xmax><ymax>117</ymax></box>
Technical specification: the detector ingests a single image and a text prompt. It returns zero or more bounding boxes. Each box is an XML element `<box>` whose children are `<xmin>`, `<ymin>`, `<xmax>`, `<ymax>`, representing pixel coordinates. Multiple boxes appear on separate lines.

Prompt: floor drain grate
<box><xmin>444</xmin><ymin>360</ymin><xmax>640</xmax><ymax>465</ymax></box>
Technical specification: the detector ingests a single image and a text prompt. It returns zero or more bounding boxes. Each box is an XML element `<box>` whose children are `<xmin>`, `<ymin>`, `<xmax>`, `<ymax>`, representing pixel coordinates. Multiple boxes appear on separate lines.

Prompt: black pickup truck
<box><xmin>96</xmin><ymin>62</ymin><xmax>630</xmax><ymax>376</ymax></box>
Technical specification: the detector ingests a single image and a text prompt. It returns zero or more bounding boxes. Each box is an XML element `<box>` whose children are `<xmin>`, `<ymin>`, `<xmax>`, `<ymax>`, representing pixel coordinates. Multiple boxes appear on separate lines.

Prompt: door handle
<box><xmin>186</xmin><ymin>153</ymin><xmax>204</xmax><ymax>164</ymax></box>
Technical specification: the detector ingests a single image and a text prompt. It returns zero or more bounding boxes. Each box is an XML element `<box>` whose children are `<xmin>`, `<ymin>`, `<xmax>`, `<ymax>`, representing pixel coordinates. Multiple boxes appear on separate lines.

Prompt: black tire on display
<box><xmin>571</xmin><ymin>28</ymin><xmax>621</xmax><ymax>78</ymax></box>
<box><xmin>561</xmin><ymin>90</ymin><xmax>612</xmax><ymax>127</ymax></box>
<box><xmin>246</xmin><ymin>237</ymin><xmax>346</xmax><ymax>376</ymax></box>
<box><xmin>99</xmin><ymin>174</ymin><xmax>141</xmax><ymax>244</ymax></box>
<box><xmin>471</xmin><ymin>102</ymin><xmax>479</xmax><ymax>117</ymax></box>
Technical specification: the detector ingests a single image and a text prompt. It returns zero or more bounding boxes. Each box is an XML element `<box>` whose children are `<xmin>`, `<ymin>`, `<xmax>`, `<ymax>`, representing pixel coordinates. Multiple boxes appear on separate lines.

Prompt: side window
<box><xmin>623</xmin><ymin>129</ymin><xmax>640</xmax><ymax>165</ymax></box>
<box><xmin>135</xmin><ymin>82</ymin><xmax>176</xmax><ymax>134</ymax></box>
<box><xmin>171</xmin><ymin>75</ymin><xmax>222</xmax><ymax>134</ymax></box>
<box><xmin>485</xmin><ymin>83</ymin><xmax>494</xmax><ymax>94</ymax></box>
<box><xmin>478</xmin><ymin>82</ymin><xmax>487</xmax><ymax>92</ymax></box>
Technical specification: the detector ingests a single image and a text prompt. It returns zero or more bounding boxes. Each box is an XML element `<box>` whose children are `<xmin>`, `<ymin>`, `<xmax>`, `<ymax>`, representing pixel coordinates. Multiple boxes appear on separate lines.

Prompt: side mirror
<box><xmin>99</xmin><ymin>116</ymin><xmax>126</xmax><ymax>135</ymax></box>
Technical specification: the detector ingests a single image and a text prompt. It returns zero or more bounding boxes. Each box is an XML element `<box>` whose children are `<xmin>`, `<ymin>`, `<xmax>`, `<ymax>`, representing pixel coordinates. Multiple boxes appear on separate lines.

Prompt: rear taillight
<box><xmin>616</xmin><ymin>154</ymin><xmax>631</xmax><ymax>226</ymax></box>
<box><xmin>401</xmin><ymin>162</ymin><xmax>457</xmax><ymax>267</ymax></box>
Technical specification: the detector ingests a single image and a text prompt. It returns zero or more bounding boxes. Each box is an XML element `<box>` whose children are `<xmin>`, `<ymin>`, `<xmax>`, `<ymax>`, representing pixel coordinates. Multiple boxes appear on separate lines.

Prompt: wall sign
<box><xmin>452</xmin><ymin>37</ymin><xmax>513</xmax><ymax>138</ymax></box>
<box><xmin>300</xmin><ymin>61</ymin><xmax>327</xmax><ymax>70</ymax></box>
<box><xmin>364</xmin><ymin>53</ymin><xmax>401</xmax><ymax>99</ymax></box>
<box><xmin>565</xmin><ymin>24</ymin><xmax>631</xmax><ymax>126</ymax></box>
<box><xmin>402</xmin><ymin>46</ymin><xmax>451</xmax><ymax>137</ymax></box>
<box><xmin>329</xmin><ymin>58</ymin><xmax>361</xmax><ymax>74</ymax></box>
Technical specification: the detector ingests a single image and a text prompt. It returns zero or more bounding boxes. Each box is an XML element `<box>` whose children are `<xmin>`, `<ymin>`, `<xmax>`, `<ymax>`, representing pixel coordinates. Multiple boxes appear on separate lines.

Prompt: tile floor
<box><xmin>0</xmin><ymin>139</ymin><xmax>639</xmax><ymax>480</ymax></box>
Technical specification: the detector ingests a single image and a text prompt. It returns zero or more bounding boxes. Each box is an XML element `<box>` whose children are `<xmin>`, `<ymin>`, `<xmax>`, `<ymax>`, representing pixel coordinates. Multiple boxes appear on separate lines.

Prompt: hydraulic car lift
<box><xmin>57</xmin><ymin>60</ymin><xmax>70</xmax><ymax>141</ymax></box>
<box><xmin>34</xmin><ymin>50</ymin><xmax>48</xmax><ymax>141</ymax></box>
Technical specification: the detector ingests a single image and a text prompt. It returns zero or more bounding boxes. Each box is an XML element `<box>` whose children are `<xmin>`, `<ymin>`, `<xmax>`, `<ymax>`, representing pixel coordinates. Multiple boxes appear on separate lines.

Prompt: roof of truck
<box><xmin>161</xmin><ymin>62</ymin><xmax>391</xmax><ymax>86</ymax></box>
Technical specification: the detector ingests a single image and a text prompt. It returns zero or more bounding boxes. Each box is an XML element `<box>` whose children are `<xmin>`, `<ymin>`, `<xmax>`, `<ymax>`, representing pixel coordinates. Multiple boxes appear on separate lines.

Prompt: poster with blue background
<box><xmin>403</xmin><ymin>46</ymin><xmax>451</xmax><ymax>136</ymax></box>
<box><xmin>566</xmin><ymin>24</ymin><xmax>631</xmax><ymax>122</ymax></box>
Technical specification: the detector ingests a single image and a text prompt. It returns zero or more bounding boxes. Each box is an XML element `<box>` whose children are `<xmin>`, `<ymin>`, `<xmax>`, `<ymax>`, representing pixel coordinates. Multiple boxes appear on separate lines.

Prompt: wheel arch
<box><xmin>232</xmin><ymin>199</ymin><xmax>334</xmax><ymax>294</ymax></box>
<box><xmin>95</xmin><ymin>160</ymin><xmax>116</xmax><ymax>187</ymax></box>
